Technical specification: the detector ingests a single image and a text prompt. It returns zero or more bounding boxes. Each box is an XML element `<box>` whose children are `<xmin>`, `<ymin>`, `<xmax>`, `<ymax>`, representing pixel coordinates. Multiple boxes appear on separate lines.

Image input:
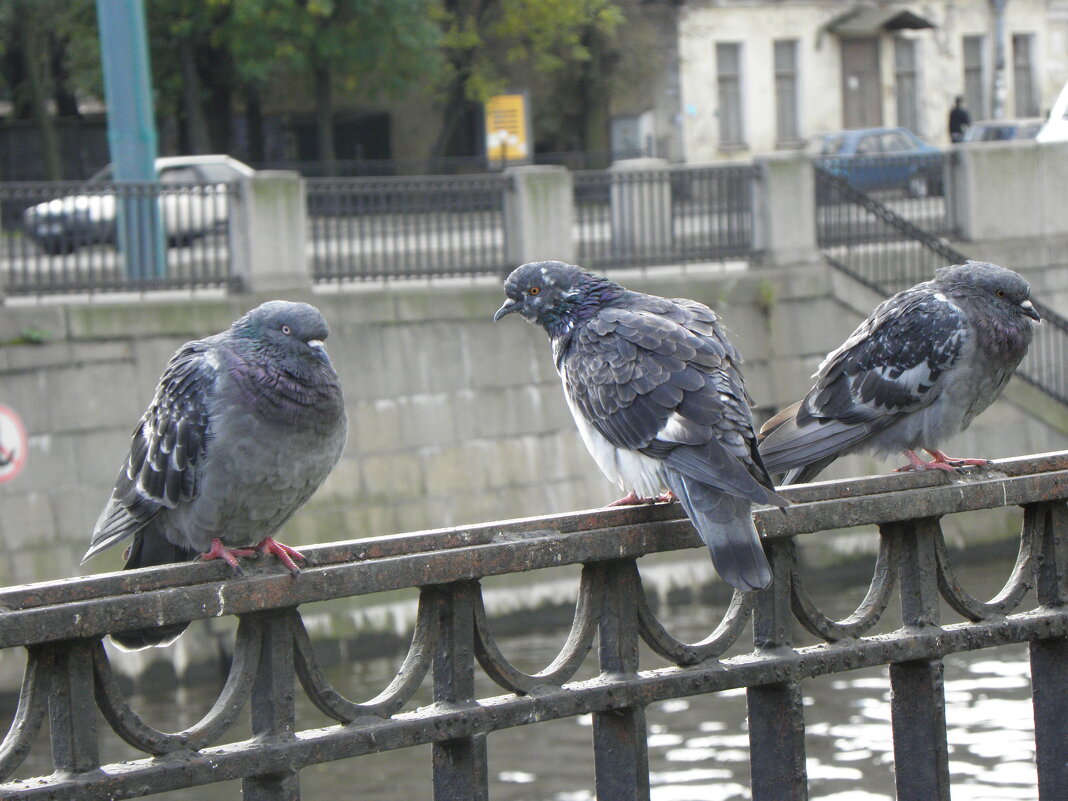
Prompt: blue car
<box><xmin>805</xmin><ymin>127</ymin><xmax>944</xmax><ymax>198</ymax></box>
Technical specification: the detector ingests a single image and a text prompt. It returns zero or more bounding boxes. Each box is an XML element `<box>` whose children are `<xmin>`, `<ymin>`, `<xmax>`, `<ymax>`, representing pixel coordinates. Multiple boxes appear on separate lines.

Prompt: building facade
<box><xmin>670</xmin><ymin>0</ymin><xmax>1068</xmax><ymax>163</ymax></box>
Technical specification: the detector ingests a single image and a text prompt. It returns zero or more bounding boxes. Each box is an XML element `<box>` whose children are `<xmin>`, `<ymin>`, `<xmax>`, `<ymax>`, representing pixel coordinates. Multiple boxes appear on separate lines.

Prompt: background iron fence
<box><xmin>0</xmin><ymin>181</ymin><xmax>238</xmax><ymax>296</ymax></box>
<box><xmin>574</xmin><ymin>164</ymin><xmax>758</xmax><ymax>269</ymax></box>
<box><xmin>0</xmin><ymin>452</ymin><xmax>1066</xmax><ymax>799</ymax></box>
<box><xmin>307</xmin><ymin>174</ymin><xmax>509</xmax><ymax>282</ymax></box>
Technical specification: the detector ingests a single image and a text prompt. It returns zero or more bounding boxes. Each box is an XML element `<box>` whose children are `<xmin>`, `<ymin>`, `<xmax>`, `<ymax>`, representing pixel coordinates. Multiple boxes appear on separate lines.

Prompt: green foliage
<box><xmin>7</xmin><ymin>327</ymin><xmax>52</xmax><ymax>346</ymax></box>
<box><xmin>216</xmin><ymin>0</ymin><xmax>443</xmax><ymax>100</ymax></box>
<box><xmin>438</xmin><ymin>0</ymin><xmax>625</xmax><ymax>104</ymax></box>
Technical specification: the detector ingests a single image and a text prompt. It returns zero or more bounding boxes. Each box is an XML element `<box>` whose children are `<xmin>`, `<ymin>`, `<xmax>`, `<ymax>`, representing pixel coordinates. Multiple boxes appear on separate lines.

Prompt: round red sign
<box><xmin>0</xmin><ymin>405</ymin><xmax>28</xmax><ymax>483</ymax></box>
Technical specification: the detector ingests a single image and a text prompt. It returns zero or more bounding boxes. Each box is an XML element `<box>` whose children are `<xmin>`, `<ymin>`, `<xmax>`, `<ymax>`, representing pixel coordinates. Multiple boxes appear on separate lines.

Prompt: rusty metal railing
<box><xmin>2</xmin><ymin>452</ymin><xmax>1068</xmax><ymax>799</ymax></box>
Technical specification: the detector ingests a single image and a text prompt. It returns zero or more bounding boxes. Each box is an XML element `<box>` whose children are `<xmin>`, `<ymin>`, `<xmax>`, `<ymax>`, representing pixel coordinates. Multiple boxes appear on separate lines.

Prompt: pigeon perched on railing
<box><xmin>494</xmin><ymin>261</ymin><xmax>788</xmax><ymax>591</ymax></box>
<box><xmin>83</xmin><ymin>300</ymin><xmax>348</xmax><ymax>649</ymax></box>
<box><xmin>758</xmin><ymin>261</ymin><xmax>1040</xmax><ymax>485</ymax></box>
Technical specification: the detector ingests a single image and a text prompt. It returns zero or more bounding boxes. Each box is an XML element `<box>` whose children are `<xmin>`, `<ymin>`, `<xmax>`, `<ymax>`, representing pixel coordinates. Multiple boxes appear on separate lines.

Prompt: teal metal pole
<box><xmin>95</xmin><ymin>0</ymin><xmax>166</xmax><ymax>280</ymax></box>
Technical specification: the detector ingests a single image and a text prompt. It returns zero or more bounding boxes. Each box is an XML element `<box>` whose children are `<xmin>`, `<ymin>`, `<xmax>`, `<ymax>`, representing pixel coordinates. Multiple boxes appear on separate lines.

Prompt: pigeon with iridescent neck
<box><xmin>758</xmin><ymin>261</ymin><xmax>1040</xmax><ymax>485</ymax></box>
<box><xmin>495</xmin><ymin>261</ymin><xmax>787</xmax><ymax>591</ymax></box>
<box><xmin>83</xmin><ymin>300</ymin><xmax>347</xmax><ymax>649</ymax></box>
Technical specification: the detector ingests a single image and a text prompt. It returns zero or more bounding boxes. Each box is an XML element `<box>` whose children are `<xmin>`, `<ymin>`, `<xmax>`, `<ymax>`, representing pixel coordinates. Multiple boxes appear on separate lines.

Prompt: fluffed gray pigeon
<box><xmin>83</xmin><ymin>300</ymin><xmax>348</xmax><ymax>649</ymax></box>
<box><xmin>758</xmin><ymin>261</ymin><xmax>1040</xmax><ymax>485</ymax></box>
<box><xmin>494</xmin><ymin>261</ymin><xmax>788</xmax><ymax>591</ymax></box>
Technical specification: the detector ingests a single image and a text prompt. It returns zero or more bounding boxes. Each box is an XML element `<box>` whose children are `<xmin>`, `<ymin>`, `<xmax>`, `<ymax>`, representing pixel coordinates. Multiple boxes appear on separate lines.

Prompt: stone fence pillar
<box><xmin>609</xmin><ymin>157</ymin><xmax>672</xmax><ymax>259</ymax></box>
<box><xmin>950</xmin><ymin>140</ymin><xmax>1068</xmax><ymax>266</ymax></box>
<box><xmin>751</xmin><ymin>152</ymin><xmax>818</xmax><ymax>269</ymax></box>
<box><xmin>503</xmin><ymin>165</ymin><xmax>575</xmax><ymax>266</ymax></box>
<box><xmin>229</xmin><ymin>171</ymin><xmax>312</xmax><ymax>293</ymax></box>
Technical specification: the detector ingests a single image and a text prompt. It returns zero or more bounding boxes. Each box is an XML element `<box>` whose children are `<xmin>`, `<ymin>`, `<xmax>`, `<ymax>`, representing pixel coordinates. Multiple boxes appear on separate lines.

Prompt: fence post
<box><xmin>889</xmin><ymin>518</ymin><xmax>951</xmax><ymax>801</ymax></box>
<box><xmin>230</xmin><ymin>171</ymin><xmax>312</xmax><ymax>293</ymax></box>
<box><xmin>751</xmin><ymin>152</ymin><xmax>818</xmax><ymax>268</ymax></box>
<box><xmin>609</xmin><ymin>157</ymin><xmax>671</xmax><ymax>264</ymax></box>
<box><xmin>46</xmin><ymin>640</ymin><xmax>99</xmax><ymax>774</ymax></box>
<box><xmin>1027</xmin><ymin>501</ymin><xmax>1068</xmax><ymax>801</ymax></box>
<box><xmin>748</xmin><ymin>540</ymin><xmax>807</xmax><ymax>801</ymax></box>
<box><xmin>593</xmin><ymin>560</ymin><xmax>650</xmax><ymax>801</ymax></box>
<box><xmin>432</xmin><ymin>582</ymin><xmax>488</xmax><ymax>801</ymax></box>
<box><xmin>244</xmin><ymin>610</ymin><xmax>300</xmax><ymax>801</ymax></box>
<box><xmin>502</xmin><ymin>165</ymin><xmax>574</xmax><ymax>266</ymax></box>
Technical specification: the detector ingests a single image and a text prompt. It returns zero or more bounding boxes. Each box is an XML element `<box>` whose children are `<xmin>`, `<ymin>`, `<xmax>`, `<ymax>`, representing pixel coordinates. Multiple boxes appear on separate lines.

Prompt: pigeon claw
<box><xmin>257</xmin><ymin>538</ymin><xmax>306</xmax><ymax>576</ymax></box>
<box><xmin>895</xmin><ymin>448</ymin><xmax>990</xmax><ymax>474</ymax></box>
<box><xmin>925</xmin><ymin>449</ymin><xmax>992</xmax><ymax>468</ymax></box>
<box><xmin>200</xmin><ymin>538</ymin><xmax>257</xmax><ymax>572</ymax></box>
<box><xmin>606</xmin><ymin>490</ymin><xmax>677</xmax><ymax>507</ymax></box>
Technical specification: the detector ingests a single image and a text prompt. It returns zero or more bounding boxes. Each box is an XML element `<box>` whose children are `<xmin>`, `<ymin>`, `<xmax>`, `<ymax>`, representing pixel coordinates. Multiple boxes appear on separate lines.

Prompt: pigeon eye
<box><xmin>528</xmin><ymin>287</ymin><xmax>540</xmax><ymax>296</ymax></box>
<box><xmin>996</xmin><ymin>290</ymin><xmax>1006</xmax><ymax>298</ymax></box>
<box><xmin>281</xmin><ymin>325</ymin><xmax>292</xmax><ymax>335</ymax></box>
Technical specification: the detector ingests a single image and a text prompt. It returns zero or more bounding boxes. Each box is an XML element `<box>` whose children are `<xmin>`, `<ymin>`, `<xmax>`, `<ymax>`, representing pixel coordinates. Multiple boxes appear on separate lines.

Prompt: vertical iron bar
<box><xmin>593</xmin><ymin>560</ymin><xmax>650</xmax><ymax>801</ymax></box>
<box><xmin>47</xmin><ymin>640</ymin><xmax>99</xmax><ymax>774</ymax></box>
<box><xmin>432</xmin><ymin>582</ymin><xmax>488</xmax><ymax>801</ymax></box>
<box><xmin>243</xmin><ymin>611</ymin><xmax>300</xmax><ymax>801</ymax></box>
<box><xmin>1027</xmin><ymin>502</ymin><xmax>1068</xmax><ymax>801</ymax></box>
<box><xmin>890</xmin><ymin>518</ymin><xmax>950</xmax><ymax>801</ymax></box>
<box><xmin>748</xmin><ymin>539</ymin><xmax>808</xmax><ymax>801</ymax></box>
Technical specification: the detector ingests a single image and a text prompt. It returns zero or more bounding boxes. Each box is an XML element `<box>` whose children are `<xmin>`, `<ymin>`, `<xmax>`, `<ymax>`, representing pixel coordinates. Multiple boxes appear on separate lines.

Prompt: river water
<box><xmin>7</xmin><ymin>549</ymin><xmax>1040</xmax><ymax>800</ymax></box>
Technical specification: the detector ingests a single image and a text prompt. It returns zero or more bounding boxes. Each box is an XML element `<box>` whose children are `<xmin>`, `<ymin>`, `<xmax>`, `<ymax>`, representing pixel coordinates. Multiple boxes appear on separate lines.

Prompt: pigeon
<box><xmin>494</xmin><ymin>261</ymin><xmax>788</xmax><ymax>591</ymax></box>
<box><xmin>83</xmin><ymin>300</ymin><xmax>348</xmax><ymax>649</ymax></box>
<box><xmin>758</xmin><ymin>260</ymin><xmax>1040</xmax><ymax>485</ymax></box>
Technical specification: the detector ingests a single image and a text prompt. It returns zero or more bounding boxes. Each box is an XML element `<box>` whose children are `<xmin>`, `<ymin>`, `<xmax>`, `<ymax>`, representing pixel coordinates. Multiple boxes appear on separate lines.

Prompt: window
<box><xmin>1012</xmin><ymin>34</ymin><xmax>1039</xmax><ymax>117</ymax></box>
<box><xmin>716</xmin><ymin>43</ymin><xmax>745</xmax><ymax>146</ymax></box>
<box><xmin>963</xmin><ymin>35</ymin><xmax>986</xmax><ymax>120</ymax></box>
<box><xmin>774</xmin><ymin>39</ymin><xmax>800</xmax><ymax>145</ymax></box>
<box><xmin>894</xmin><ymin>38</ymin><xmax>920</xmax><ymax>133</ymax></box>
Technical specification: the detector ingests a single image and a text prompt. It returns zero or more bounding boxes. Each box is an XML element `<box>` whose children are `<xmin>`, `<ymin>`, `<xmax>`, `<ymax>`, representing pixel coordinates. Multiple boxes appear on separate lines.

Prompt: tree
<box><xmin>0</xmin><ymin>0</ymin><xmax>97</xmax><ymax>179</ymax></box>
<box><xmin>221</xmin><ymin>0</ymin><xmax>443</xmax><ymax>169</ymax></box>
<box><xmin>431</xmin><ymin>0</ymin><xmax>624</xmax><ymax>159</ymax></box>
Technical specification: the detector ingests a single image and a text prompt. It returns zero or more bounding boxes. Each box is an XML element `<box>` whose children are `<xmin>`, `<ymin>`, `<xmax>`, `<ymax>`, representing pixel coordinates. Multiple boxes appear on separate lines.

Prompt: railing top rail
<box><xmin>5</xmin><ymin>451</ymin><xmax>1068</xmax><ymax>649</ymax></box>
<box><xmin>305</xmin><ymin>173</ymin><xmax>508</xmax><ymax>187</ymax></box>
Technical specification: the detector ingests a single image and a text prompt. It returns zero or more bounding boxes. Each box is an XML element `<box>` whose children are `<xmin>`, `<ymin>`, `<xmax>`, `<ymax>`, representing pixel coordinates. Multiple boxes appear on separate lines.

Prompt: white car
<box><xmin>22</xmin><ymin>155</ymin><xmax>254</xmax><ymax>255</ymax></box>
<box><xmin>1037</xmin><ymin>81</ymin><xmax>1068</xmax><ymax>143</ymax></box>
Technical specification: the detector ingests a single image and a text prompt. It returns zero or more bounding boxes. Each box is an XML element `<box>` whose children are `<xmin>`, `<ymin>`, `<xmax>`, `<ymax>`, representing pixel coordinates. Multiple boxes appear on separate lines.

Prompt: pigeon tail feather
<box><xmin>109</xmin><ymin>531</ymin><xmax>198</xmax><ymax>651</ymax></box>
<box><xmin>662</xmin><ymin>468</ymin><xmax>772</xmax><ymax>591</ymax></box>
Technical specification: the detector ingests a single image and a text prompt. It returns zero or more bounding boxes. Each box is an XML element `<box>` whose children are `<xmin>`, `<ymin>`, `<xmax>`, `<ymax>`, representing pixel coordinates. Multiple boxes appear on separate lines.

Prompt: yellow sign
<box><xmin>485</xmin><ymin>94</ymin><xmax>530</xmax><ymax>162</ymax></box>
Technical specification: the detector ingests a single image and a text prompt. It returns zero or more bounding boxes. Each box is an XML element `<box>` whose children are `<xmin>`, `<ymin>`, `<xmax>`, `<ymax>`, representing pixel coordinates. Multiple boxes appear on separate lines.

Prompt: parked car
<box><xmin>805</xmin><ymin>127</ymin><xmax>944</xmax><ymax>198</ymax></box>
<box><xmin>963</xmin><ymin>118</ymin><xmax>1044</xmax><ymax>143</ymax></box>
<box><xmin>22</xmin><ymin>155</ymin><xmax>254</xmax><ymax>255</ymax></box>
<box><xmin>1037</xmin><ymin>80</ymin><xmax>1068</xmax><ymax>143</ymax></box>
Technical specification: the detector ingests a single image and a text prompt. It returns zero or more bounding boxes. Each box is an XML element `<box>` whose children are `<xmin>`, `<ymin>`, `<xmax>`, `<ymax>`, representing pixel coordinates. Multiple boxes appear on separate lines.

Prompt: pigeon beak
<box><xmin>1020</xmin><ymin>300</ymin><xmax>1041</xmax><ymax>321</ymax></box>
<box><xmin>493</xmin><ymin>298</ymin><xmax>519</xmax><ymax>322</ymax></box>
<box><xmin>306</xmin><ymin>339</ymin><xmax>330</xmax><ymax>362</ymax></box>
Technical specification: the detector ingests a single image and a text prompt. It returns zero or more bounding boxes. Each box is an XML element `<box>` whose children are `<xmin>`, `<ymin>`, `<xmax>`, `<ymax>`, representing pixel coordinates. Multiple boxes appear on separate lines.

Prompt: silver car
<box><xmin>22</xmin><ymin>155</ymin><xmax>254</xmax><ymax>255</ymax></box>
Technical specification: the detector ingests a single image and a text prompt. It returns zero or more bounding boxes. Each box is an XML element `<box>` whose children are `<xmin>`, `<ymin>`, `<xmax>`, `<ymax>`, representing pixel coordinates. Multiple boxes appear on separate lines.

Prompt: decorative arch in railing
<box><xmin>0</xmin><ymin>453</ymin><xmax>1066</xmax><ymax>801</ymax></box>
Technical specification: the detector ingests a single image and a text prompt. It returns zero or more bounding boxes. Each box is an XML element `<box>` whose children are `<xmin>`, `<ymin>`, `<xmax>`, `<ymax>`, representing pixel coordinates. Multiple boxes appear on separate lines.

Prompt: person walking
<box><xmin>949</xmin><ymin>96</ymin><xmax>971</xmax><ymax>143</ymax></box>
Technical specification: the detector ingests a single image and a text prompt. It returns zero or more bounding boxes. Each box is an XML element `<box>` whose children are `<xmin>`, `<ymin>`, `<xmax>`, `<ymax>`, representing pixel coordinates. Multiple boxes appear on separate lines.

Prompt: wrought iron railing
<box><xmin>574</xmin><ymin>164</ymin><xmax>758</xmax><ymax>269</ymax></box>
<box><xmin>815</xmin><ymin>167</ymin><xmax>1068</xmax><ymax>407</ymax></box>
<box><xmin>1</xmin><ymin>452</ymin><xmax>1067</xmax><ymax>799</ymax></box>
<box><xmin>0</xmin><ymin>181</ymin><xmax>239</xmax><ymax>296</ymax></box>
<box><xmin>307</xmin><ymin>174</ymin><xmax>509</xmax><ymax>282</ymax></box>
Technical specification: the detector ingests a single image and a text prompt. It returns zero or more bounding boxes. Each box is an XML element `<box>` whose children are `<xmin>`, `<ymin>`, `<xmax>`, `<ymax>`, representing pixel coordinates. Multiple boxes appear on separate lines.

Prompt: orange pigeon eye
<box><xmin>529</xmin><ymin>287</ymin><xmax>540</xmax><ymax>295</ymax></box>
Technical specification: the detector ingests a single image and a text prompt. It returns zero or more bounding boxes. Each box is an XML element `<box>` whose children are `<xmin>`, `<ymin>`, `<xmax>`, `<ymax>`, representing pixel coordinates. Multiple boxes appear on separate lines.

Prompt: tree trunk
<box><xmin>179</xmin><ymin>38</ymin><xmax>212</xmax><ymax>154</ymax></box>
<box><xmin>49</xmin><ymin>34</ymin><xmax>80</xmax><ymax>118</ymax></box>
<box><xmin>15</xmin><ymin>0</ymin><xmax>62</xmax><ymax>180</ymax></box>
<box><xmin>313</xmin><ymin>63</ymin><xmax>337</xmax><ymax>173</ymax></box>
<box><xmin>244</xmin><ymin>84</ymin><xmax>266</xmax><ymax>164</ymax></box>
<box><xmin>578</xmin><ymin>24</ymin><xmax>612</xmax><ymax>157</ymax></box>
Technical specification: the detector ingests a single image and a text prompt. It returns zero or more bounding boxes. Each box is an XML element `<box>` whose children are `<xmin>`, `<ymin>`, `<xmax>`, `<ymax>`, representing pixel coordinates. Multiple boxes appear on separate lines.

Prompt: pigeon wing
<box><xmin>564</xmin><ymin>299</ymin><xmax>784</xmax><ymax>506</ymax></box>
<box><xmin>82</xmin><ymin>341</ymin><xmax>215</xmax><ymax>562</ymax></box>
